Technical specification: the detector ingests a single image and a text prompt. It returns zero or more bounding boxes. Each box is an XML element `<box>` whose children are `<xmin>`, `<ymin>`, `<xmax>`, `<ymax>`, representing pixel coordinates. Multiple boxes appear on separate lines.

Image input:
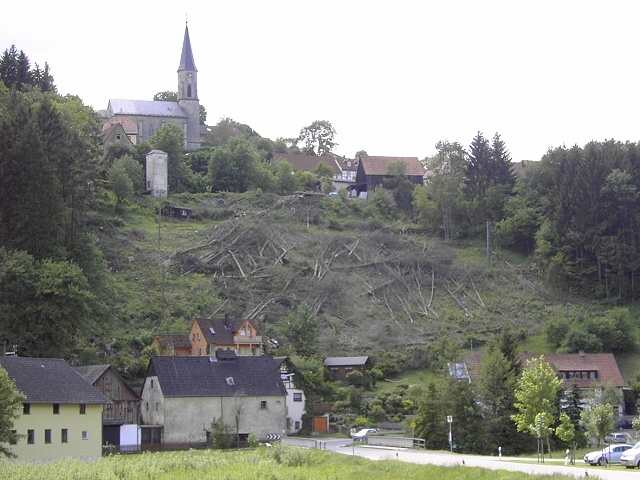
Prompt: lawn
<box><xmin>1</xmin><ymin>447</ymin><xmax>580</xmax><ymax>480</ymax></box>
<box><xmin>374</xmin><ymin>368</ymin><xmax>441</xmax><ymax>394</ymax></box>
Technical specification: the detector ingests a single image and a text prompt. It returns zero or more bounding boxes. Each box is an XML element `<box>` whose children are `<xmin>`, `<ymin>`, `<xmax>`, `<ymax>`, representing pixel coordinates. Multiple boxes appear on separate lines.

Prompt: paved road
<box><xmin>283</xmin><ymin>437</ymin><xmax>637</xmax><ymax>479</ymax></box>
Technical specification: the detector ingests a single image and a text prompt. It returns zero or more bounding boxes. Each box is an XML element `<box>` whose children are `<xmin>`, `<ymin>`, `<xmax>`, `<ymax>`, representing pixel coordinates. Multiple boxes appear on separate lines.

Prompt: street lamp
<box><xmin>446</xmin><ymin>415</ymin><xmax>453</xmax><ymax>453</ymax></box>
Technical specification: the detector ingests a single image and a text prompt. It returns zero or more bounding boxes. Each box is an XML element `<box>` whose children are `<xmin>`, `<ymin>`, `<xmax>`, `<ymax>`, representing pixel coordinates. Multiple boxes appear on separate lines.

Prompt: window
<box><xmin>145</xmin><ymin>402</ymin><xmax>149</xmax><ymax>411</ymax></box>
<box><xmin>187</xmin><ymin>85</ymin><xmax>192</xmax><ymax>97</ymax></box>
<box><xmin>294</xmin><ymin>421</ymin><xmax>301</xmax><ymax>430</ymax></box>
<box><xmin>116</xmin><ymin>134</ymin><xmax>121</xmax><ymax>140</ymax></box>
<box><xmin>82</xmin><ymin>431</ymin><xmax>88</xmax><ymax>441</ymax></box>
<box><xmin>23</xmin><ymin>403</ymin><xmax>30</xmax><ymax>415</ymax></box>
<box><xmin>225</xmin><ymin>377</ymin><xmax>235</xmax><ymax>386</ymax></box>
<box><xmin>53</xmin><ymin>403</ymin><xmax>60</xmax><ymax>414</ymax></box>
<box><xmin>260</xmin><ymin>401</ymin><xmax>267</xmax><ymax>410</ymax></box>
<box><xmin>61</xmin><ymin>429</ymin><xmax>68</xmax><ymax>443</ymax></box>
<box><xmin>27</xmin><ymin>429</ymin><xmax>34</xmax><ymax>445</ymax></box>
<box><xmin>79</xmin><ymin>403</ymin><xmax>86</xmax><ymax>415</ymax></box>
<box><xmin>150</xmin><ymin>379</ymin><xmax>154</xmax><ymax>389</ymax></box>
<box><xmin>44</xmin><ymin>429</ymin><xmax>51</xmax><ymax>444</ymax></box>
<box><xmin>9</xmin><ymin>430</ymin><xmax>16</xmax><ymax>445</ymax></box>
<box><xmin>155</xmin><ymin>402</ymin><xmax>159</xmax><ymax>412</ymax></box>
<box><xmin>293</xmin><ymin>392</ymin><xmax>303</xmax><ymax>402</ymax></box>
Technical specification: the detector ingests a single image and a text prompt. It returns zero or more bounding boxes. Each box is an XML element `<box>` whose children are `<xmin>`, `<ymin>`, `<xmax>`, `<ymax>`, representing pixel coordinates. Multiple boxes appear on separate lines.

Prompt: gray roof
<box><xmin>195</xmin><ymin>317</ymin><xmax>239</xmax><ymax>345</ymax></box>
<box><xmin>178</xmin><ymin>24</ymin><xmax>197</xmax><ymax>72</ymax></box>
<box><xmin>324</xmin><ymin>356</ymin><xmax>369</xmax><ymax>367</ymax></box>
<box><xmin>0</xmin><ymin>357</ymin><xmax>108</xmax><ymax>404</ymax></box>
<box><xmin>108</xmin><ymin>99</ymin><xmax>186</xmax><ymax>118</ymax></box>
<box><xmin>74</xmin><ymin>364</ymin><xmax>110</xmax><ymax>385</ymax></box>
<box><xmin>148</xmin><ymin>354</ymin><xmax>285</xmax><ymax>398</ymax></box>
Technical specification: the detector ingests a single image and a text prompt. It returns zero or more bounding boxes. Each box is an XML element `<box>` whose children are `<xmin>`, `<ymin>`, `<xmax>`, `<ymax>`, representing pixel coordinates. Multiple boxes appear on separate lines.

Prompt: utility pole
<box><xmin>485</xmin><ymin>220</ymin><xmax>491</xmax><ymax>266</ymax></box>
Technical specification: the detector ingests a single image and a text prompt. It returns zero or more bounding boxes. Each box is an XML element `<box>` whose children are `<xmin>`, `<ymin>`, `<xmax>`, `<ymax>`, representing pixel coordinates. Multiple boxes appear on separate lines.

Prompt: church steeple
<box><xmin>178</xmin><ymin>23</ymin><xmax>197</xmax><ymax>72</ymax></box>
<box><xmin>177</xmin><ymin>22</ymin><xmax>201</xmax><ymax>150</ymax></box>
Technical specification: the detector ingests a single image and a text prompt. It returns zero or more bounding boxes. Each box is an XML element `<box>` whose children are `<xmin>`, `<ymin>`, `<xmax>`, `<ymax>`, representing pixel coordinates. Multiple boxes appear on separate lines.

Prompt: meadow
<box><xmin>0</xmin><ymin>447</ymin><xmax>582</xmax><ymax>480</ymax></box>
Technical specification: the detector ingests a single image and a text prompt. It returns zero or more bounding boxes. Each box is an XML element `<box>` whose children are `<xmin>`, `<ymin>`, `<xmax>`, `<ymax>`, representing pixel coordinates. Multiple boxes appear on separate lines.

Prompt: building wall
<box><xmin>190</xmin><ymin>322</ymin><xmax>208</xmax><ymax>356</ymax></box>
<box><xmin>140</xmin><ymin>375</ymin><xmax>165</xmax><ymax>427</ymax></box>
<box><xmin>145</xmin><ymin>151</ymin><xmax>168</xmax><ymax>198</ymax></box>
<box><xmin>285</xmin><ymin>387</ymin><xmax>305</xmax><ymax>434</ymax></box>
<box><xmin>94</xmin><ymin>369</ymin><xmax>139</xmax><ymax>425</ymax></box>
<box><xmin>161</xmin><ymin>395</ymin><xmax>286</xmax><ymax>444</ymax></box>
<box><xmin>112</xmin><ymin>114</ymin><xmax>186</xmax><ymax>145</ymax></box>
<box><xmin>3</xmin><ymin>403</ymin><xmax>103</xmax><ymax>462</ymax></box>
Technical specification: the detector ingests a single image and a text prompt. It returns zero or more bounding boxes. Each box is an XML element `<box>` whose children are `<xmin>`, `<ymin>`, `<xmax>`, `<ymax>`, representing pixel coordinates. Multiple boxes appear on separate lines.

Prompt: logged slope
<box><xmin>99</xmin><ymin>192</ymin><xmax>556</xmax><ymax>359</ymax></box>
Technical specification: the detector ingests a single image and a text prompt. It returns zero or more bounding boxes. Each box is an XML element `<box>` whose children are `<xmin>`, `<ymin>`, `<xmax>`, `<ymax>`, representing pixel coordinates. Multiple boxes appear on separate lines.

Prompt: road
<box><xmin>283</xmin><ymin>437</ymin><xmax>637</xmax><ymax>479</ymax></box>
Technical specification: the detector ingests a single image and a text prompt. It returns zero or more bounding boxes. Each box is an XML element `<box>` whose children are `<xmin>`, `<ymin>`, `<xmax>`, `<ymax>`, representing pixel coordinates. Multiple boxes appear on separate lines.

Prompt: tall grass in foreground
<box><xmin>0</xmin><ymin>447</ymin><xmax>586</xmax><ymax>480</ymax></box>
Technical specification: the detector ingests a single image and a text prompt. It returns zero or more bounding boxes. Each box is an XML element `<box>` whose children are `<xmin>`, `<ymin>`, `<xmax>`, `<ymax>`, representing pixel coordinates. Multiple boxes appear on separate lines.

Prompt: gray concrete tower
<box><xmin>178</xmin><ymin>23</ymin><xmax>201</xmax><ymax>150</ymax></box>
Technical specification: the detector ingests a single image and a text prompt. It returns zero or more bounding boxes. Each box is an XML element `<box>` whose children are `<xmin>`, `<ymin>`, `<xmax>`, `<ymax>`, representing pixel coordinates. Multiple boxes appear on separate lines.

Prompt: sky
<box><xmin>2</xmin><ymin>0</ymin><xmax>640</xmax><ymax>161</ymax></box>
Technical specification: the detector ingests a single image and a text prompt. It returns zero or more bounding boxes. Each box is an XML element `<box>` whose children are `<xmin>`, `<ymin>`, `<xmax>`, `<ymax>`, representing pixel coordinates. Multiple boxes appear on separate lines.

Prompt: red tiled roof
<box><xmin>463</xmin><ymin>351</ymin><xmax>625</xmax><ymax>388</ymax></box>
<box><xmin>272</xmin><ymin>152</ymin><xmax>341</xmax><ymax>174</ymax></box>
<box><xmin>360</xmin><ymin>156</ymin><xmax>425</xmax><ymax>176</ymax></box>
<box><xmin>102</xmin><ymin>117</ymin><xmax>138</xmax><ymax>134</ymax></box>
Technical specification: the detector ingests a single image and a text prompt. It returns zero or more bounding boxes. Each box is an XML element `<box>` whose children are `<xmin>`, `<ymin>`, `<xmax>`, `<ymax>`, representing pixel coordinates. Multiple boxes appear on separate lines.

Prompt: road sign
<box><xmin>446</xmin><ymin>415</ymin><xmax>453</xmax><ymax>423</ymax></box>
<box><xmin>265</xmin><ymin>433</ymin><xmax>281</xmax><ymax>441</ymax></box>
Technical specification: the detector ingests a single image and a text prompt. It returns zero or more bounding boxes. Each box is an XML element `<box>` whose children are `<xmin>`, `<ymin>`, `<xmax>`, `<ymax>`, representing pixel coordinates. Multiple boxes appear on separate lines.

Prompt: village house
<box><xmin>140</xmin><ymin>352</ymin><xmax>286</xmax><ymax>447</ymax></box>
<box><xmin>324</xmin><ymin>356</ymin><xmax>370</xmax><ymax>380</ymax></box>
<box><xmin>351</xmin><ymin>155</ymin><xmax>426</xmax><ymax>197</ymax></box>
<box><xmin>460</xmin><ymin>351</ymin><xmax>628</xmax><ymax>413</ymax></box>
<box><xmin>151</xmin><ymin>334</ymin><xmax>192</xmax><ymax>356</ymax></box>
<box><xmin>190</xmin><ymin>316</ymin><xmax>263</xmax><ymax>356</ymax></box>
<box><xmin>0</xmin><ymin>357</ymin><xmax>107</xmax><ymax>462</ymax></box>
<box><xmin>275</xmin><ymin>357</ymin><xmax>306</xmax><ymax>434</ymax></box>
<box><xmin>74</xmin><ymin>364</ymin><xmax>140</xmax><ymax>450</ymax></box>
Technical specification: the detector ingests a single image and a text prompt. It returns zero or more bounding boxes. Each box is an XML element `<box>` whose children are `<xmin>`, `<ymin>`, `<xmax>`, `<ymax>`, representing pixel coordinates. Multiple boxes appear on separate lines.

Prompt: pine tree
<box><xmin>465</xmin><ymin>131</ymin><xmax>492</xmax><ymax>198</ymax></box>
<box><xmin>491</xmin><ymin>133</ymin><xmax>515</xmax><ymax>189</ymax></box>
<box><xmin>0</xmin><ymin>45</ymin><xmax>18</xmax><ymax>87</ymax></box>
<box><xmin>414</xmin><ymin>382</ymin><xmax>447</xmax><ymax>449</ymax></box>
<box><xmin>15</xmin><ymin>50</ymin><xmax>31</xmax><ymax>89</ymax></box>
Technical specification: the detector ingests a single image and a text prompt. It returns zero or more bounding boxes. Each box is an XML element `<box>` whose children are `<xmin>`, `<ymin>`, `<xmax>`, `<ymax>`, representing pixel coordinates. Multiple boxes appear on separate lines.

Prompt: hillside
<box><xmin>92</xmin><ymin>191</ymin><xmax>575</xmax><ymax>374</ymax></box>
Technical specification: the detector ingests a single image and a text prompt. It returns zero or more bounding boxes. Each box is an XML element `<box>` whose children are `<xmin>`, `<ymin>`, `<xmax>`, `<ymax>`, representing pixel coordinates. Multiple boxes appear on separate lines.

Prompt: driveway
<box><xmin>283</xmin><ymin>437</ymin><xmax>636</xmax><ymax>479</ymax></box>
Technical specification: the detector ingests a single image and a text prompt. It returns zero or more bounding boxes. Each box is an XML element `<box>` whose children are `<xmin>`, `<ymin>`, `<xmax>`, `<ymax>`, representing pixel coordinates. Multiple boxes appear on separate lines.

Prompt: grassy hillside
<box><xmin>92</xmin><ymin>191</ymin><xmax>640</xmax><ymax>379</ymax></box>
<box><xmin>0</xmin><ymin>447</ymin><xmax>579</xmax><ymax>480</ymax></box>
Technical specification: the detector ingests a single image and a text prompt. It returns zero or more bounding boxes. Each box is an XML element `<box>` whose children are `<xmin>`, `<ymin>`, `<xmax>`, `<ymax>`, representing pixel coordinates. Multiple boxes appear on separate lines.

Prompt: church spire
<box><xmin>178</xmin><ymin>23</ymin><xmax>197</xmax><ymax>72</ymax></box>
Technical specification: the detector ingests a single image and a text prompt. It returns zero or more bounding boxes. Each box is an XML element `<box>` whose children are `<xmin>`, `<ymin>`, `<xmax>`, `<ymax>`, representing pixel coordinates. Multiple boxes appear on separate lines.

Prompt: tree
<box><xmin>0</xmin><ymin>366</ymin><xmax>23</xmax><ymax>457</ymax></box>
<box><xmin>383</xmin><ymin>162</ymin><xmax>415</xmax><ymax>214</ymax></box>
<box><xmin>512</xmin><ymin>357</ymin><xmax>562</xmax><ymax>458</ymax></box>
<box><xmin>114</xmin><ymin>155</ymin><xmax>144</xmax><ymax>194</ymax></box>
<box><xmin>0</xmin><ymin>248</ymin><xmax>95</xmax><ymax>357</ymax></box>
<box><xmin>277</xmin><ymin>304</ymin><xmax>318</xmax><ymax>356</ymax></box>
<box><xmin>298</xmin><ymin>120</ymin><xmax>336</xmax><ymax>155</ymax></box>
<box><xmin>581</xmin><ymin>403</ymin><xmax>615</xmax><ymax>448</ymax></box>
<box><xmin>108</xmin><ymin>161</ymin><xmax>133</xmax><ymax>209</ymax></box>
<box><xmin>153</xmin><ymin>91</ymin><xmax>177</xmax><ymax>101</ymax></box>
<box><xmin>274</xmin><ymin>161</ymin><xmax>298</xmax><ymax>194</ymax></box>
<box><xmin>414</xmin><ymin>382</ymin><xmax>447</xmax><ymax>449</ymax></box>
<box><xmin>208</xmin><ymin>138</ymin><xmax>259</xmax><ymax>192</ymax></box>
<box><xmin>555</xmin><ymin>412</ymin><xmax>576</xmax><ymax>464</ymax></box>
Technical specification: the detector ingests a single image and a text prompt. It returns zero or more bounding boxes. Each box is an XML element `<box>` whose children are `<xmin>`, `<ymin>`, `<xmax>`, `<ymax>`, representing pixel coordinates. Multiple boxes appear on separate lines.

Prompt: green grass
<box><xmin>374</xmin><ymin>369</ymin><xmax>440</xmax><ymax>394</ymax></box>
<box><xmin>0</xmin><ymin>447</ymin><xmax>580</xmax><ymax>480</ymax></box>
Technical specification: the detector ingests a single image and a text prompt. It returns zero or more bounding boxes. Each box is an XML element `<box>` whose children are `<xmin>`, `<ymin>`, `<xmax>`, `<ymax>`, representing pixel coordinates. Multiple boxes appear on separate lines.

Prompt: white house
<box><xmin>275</xmin><ymin>357</ymin><xmax>306</xmax><ymax>434</ymax></box>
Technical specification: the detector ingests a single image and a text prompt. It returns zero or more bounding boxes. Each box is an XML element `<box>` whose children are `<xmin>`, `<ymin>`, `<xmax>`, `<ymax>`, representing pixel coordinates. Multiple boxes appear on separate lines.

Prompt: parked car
<box><xmin>351</xmin><ymin>428</ymin><xmax>378</xmax><ymax>439</ymax></box>
<box><xmin>605</xmin><ymin>432</ymin><xmax>631</xmax><ymax>443</ymax></box>
<box><xmin>620</xmin><ymin>442</ymin><xmax>640</xmax><ymax>468</ymax></box>
<box><xmin>584</xmin><ymin>444</ymin><xmax>633</xmax><ymax>465</ymax></box>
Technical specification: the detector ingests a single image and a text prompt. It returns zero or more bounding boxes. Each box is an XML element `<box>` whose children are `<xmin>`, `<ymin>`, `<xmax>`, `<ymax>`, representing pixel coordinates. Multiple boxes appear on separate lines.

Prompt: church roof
<box><xmin>178</xmin><ymin>24</ymin><xmax>197</xmax><ymax>72</ymax></box>
<box><xmin>108</xmin><ymin>99</ymin><xmax>186</xmax><ymax>118</ymax></box>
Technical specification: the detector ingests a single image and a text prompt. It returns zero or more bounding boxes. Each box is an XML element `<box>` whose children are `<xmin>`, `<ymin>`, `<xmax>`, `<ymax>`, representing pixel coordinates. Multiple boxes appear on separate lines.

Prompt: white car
<box><xmin>351</xmin><ymin>428</ymin><xmax>377</xmax><ymax>439</ymax></box>
<box><xmin>620</xmin><ymin>441</ymin><xmax>640</xmax><ymax>468</ymax></box>
<box><xmin>584</xmin><ymin>443</ymin><xmax>632</xmax><ymax>465</ymax></box>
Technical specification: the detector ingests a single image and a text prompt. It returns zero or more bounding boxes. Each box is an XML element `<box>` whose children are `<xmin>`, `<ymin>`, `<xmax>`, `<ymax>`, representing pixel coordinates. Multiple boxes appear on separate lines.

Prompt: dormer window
<box><xmin>209</xmin><ymin>327</ymin><xmax>215</xmax><ymax>335</ymax></box>
<box><xmin>225</xmin><ymin>377</ymin><xmax>235</xmax><ymax>386</ymax></box>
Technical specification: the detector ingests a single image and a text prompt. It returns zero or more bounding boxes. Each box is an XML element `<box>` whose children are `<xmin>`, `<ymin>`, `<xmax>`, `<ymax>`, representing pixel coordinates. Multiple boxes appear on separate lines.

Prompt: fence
<box><xmin>365</xmin><ymin>436</ymin><xmax>425</xmax><ymax>449</ymax></box>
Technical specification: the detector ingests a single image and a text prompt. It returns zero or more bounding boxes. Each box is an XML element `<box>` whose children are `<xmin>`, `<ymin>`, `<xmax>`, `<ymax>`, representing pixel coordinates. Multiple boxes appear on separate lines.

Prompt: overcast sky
<box><xmin>2</xmin><ymin>1</ymin><xmax>639</xmax><ymax>160</ymax></box>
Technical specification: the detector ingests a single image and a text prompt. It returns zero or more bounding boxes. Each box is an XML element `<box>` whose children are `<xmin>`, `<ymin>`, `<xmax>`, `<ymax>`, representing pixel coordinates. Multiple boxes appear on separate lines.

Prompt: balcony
<box><xmin>233</xmin><ymin>335</ymin><xmax>262</xmax><ymax>344</ymax></box>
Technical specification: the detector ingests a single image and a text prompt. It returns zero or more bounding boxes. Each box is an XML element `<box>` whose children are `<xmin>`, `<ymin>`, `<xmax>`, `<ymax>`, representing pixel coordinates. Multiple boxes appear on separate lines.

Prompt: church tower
<box><xmin>178</xmin><ymin>23</ymin><xmax>201</xmax><ymax>150</ymax></box>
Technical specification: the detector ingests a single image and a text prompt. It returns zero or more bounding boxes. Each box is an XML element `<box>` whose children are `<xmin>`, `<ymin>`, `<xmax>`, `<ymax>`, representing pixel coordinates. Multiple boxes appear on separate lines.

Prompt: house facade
<box><xmin>0</xmin><ymin>357</ymin><xmax>107</xmax><ymax>462</ymax></box>
<box><xmin>140</xmin><ymin>353</ymin><xmax>286</xmax><ymax>446</ymax></box>
<box><xmin>190</xmin><ymin>316</ymin><xmax>263</xmax><ymax>356</ymax></box>
<box><xmin>324</xmin><ymin>356</ymin><xmax>370</xmax><ymax>380</ymax></box>
<box><xmin>275</xmin><ymin>357</ymin><xmax>306</xmax><ymax>434</ymax></box>
<box><xmin>352</xmin><ymin>155</ymin><xmax>425</xmax><ymax>196</ymax></box>
<box><xmin>74</xmin><ymin>364</ymin><xmax>140</xmax><ymax>448</ymax></box>
<box><xmin>152</xmin><ymin>334</ymin><xmax>192</xmax><ymax>356</ymax></box>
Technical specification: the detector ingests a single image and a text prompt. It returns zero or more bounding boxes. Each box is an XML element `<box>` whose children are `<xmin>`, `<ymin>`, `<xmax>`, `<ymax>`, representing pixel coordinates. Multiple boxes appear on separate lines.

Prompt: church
<box><xmin>103</xmin><ymin>24</ymin><xmax>202</xmax><ymax>151</ymax></box>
